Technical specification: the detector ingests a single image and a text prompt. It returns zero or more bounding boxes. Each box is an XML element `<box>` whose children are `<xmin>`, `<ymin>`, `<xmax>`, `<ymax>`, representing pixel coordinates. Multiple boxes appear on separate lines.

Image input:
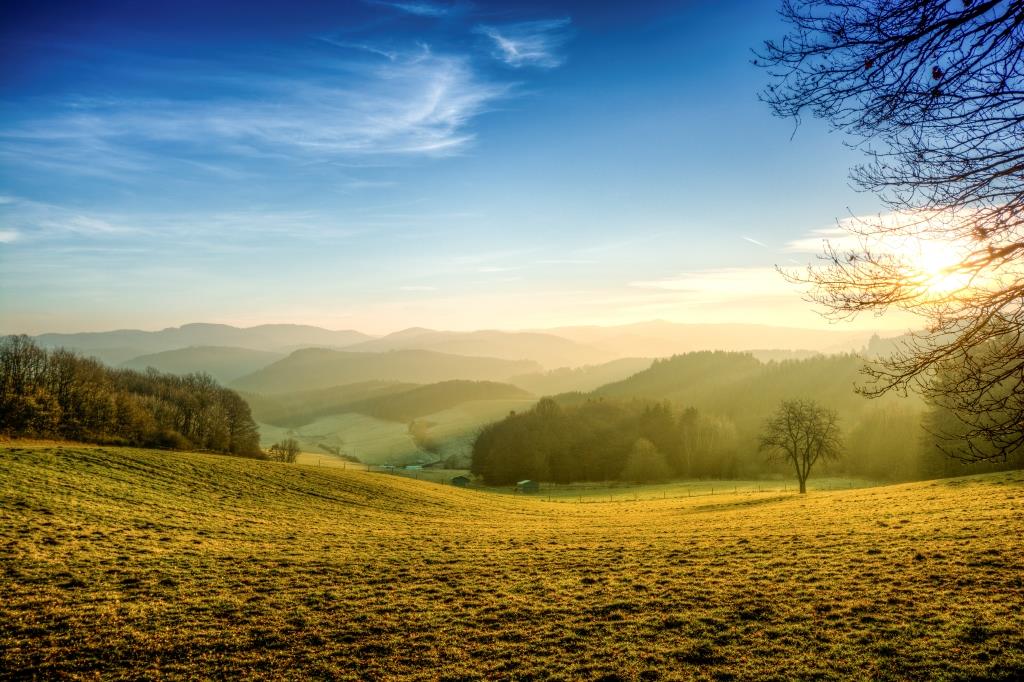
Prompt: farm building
<box><xmin>516</xmin><ymin>479</ymin><xmax>540</xmax><ymax>494</ymax></box>
<box><xmin>451</xmin><ymin>475</ymin><xmax>471</xmax><ymax>488</ymax></box>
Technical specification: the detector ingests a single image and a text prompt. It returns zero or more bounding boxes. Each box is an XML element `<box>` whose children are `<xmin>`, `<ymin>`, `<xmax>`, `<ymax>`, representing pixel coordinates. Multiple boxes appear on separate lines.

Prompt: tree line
<box><xmin>471</xmin><ymin>397</ymin><xmax>740</xmax><ymax>485</ymax></box>
<box><xmin>470</xmin><ymin>369</ymin><xmax>1023</xmax><ymax>486</ymax></box>
<box><xmin>0</xmin><ymin>335</ymin><xmax>262</xmax><ymax>457</ymax></box>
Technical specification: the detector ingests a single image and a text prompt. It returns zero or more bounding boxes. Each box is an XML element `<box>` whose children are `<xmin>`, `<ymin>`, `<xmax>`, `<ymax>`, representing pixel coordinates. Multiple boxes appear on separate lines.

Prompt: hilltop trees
<box><xmin>760</xmin><ymin>0</ymin><xmax>1024</xmax><ymax>461</ymax></box>
<box><xmin>0</xmin><ymin>335</ymin><xmax>262</xmax><ymax>457</ymax></box>
<box><xmin>759</xmin><ymin>399</ymin><xmax>842</xmax><ymax>493</ymax></box>
<box><xmin>471</xmin><ymin>397</ymin><xmax>737</xmax><ymax>485</ymax></box>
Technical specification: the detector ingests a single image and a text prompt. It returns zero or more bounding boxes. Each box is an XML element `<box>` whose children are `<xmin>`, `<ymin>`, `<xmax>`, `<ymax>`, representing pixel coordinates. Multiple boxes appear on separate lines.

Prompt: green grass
<box><xmin>259</xmin><ymin>413</ymin><xmax>426</xmax><ymax>465</ymax></box>
<box><xmin>2</xmin><ymin>443</ymin><xmax>1023</xmax><ymax>680</ymax></box>
<box><xmin>481</xmin><ymin>476</ymin><xmax>881</xmax><ymax>501</ymax></box>
<box><xmin>258</xmin><ymin>397</ymin><xmax>537</xmax><ymax>467</ymax></box>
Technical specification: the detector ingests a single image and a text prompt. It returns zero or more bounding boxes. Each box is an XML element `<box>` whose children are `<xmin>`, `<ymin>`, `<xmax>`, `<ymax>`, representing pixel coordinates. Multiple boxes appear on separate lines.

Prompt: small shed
<box><xmin>451</xmin><ymin>475</ymin><xmax>471</xmax><ymax>488</ymax></box>
<box><xmin>404</xmin><ymin>464</ymin><xmax>424</xmax><ymax>471</ymax></box>
<box><xmin>516</xmin><ymin>479</ymin><xmax>540</xmax><ymax>494</ymax></box>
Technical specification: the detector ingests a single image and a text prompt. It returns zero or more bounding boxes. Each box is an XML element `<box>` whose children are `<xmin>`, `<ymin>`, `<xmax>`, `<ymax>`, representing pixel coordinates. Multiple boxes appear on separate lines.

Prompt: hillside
<box><xmin>257</xmin><ymin>413</ymin><xmax>428</xmax><ymax>465</ymax></box>
<box><xmin>231</xmin><ymin>348</ymin><xmax>540</xmax><ymax>394</ymax></box>
<box><xmin>509</xmin><ymin>357</ymin><xmax>653</xmax><ymax>395</ymax></box>
<box><xmin>248</xmin><ymin>379</ymin><xmax>534</xmax><ymax>466</ymax></box>
<box><xmin>547</xmin><ymin>321</ymin><xmax>878</xmax><ymax>357</ymax></box>
<box><xmin>345</xmin><ymin>328</ymin><xmax>612</xmax><ymax>369</ymax></box>
<box><xmin>2</xmin><ymin>444</ymin><xmax>1021</xmax><ymax>679</ymax></box>
<box><xmin>347</xmin><ymin>380</ymin><xmax>531</xmax><ymax>423</ymax></box>
<box><xmin>35</xmin><ymin>323</ymin><xmax>372</xmax><ymax>365</ymax></box>
<box><xmin>251</xmin><ymin>381</ymin><xmax>536</xmax><ymax>466</ymax></box>
<box><xmin>248</xmin><ymin>379</ymin><xmax>531</xmax><ymax>428</ymax></box>
<box><xmin>588</xmin><ymin>351</ymin><xmax>919</xmax><ymax>431</ymax></box>
<box><xmin>122</xmin><ymin>346</ymin><xmax>284</xmax><ymax>383</ymax></box>
<box><xmin>243</xmin><ymin>381</ymin><xmax>417</xmax><ymax>427</ymax></box>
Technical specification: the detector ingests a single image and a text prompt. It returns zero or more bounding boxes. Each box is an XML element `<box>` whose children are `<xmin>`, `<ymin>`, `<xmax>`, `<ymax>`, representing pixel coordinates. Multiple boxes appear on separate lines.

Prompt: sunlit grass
<box><xmin>2</xmin><ymin>444</ymin><xmax>1022</xmax><ymax>679</ymax></box>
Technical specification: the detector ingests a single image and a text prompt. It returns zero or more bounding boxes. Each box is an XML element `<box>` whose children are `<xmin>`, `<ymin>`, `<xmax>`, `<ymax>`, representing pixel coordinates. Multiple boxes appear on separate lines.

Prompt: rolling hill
<box><xmin>248</xmin><ymin>380</ymin><xmax>536</xmax><ymax>465</ymax></box>
<box><xmin>583</xmin><ymin>350</ymin><xmax>920</xmax><ymax>427</ymax></box>
<box><xmin>546</xmin><ymin>320</ymin><xmax>879</xmax><ymax>357</ymax></box>
<box><xmin>247</xmin><ymin>379</ymin><xmax>531</xmax><ymax>428</ymax></box>
<box><xmin>35</xmin><ymin>323</ymin><xmax>373</xmax><ymax>365</ymax></box>
<box><xmin>346</xmin><ymin>380</ymin><xmax>531</xmax><ymax>423</ymax></box>
<box><xmin>243</xmin><ymin>380</ymin><xmax>417</xmax><ymax>427</ymax></box>
<box><xmin>231</xmin><ymin>348</ymin><xmax>541</xmax><ymax>394</ymax></box>
<box><xmin>344</xmin><ymin>328</ymin><xmax>612</xmax><ymax>369</ymax></box>
<box><xmin>121</xmin><ymin>346</ymin><xmax>284</xmax><ymax>383</ymax></box>
<box><xmin>509</xmin><ymin>357</ymin><xmax>653</xmax><ymax>395</ymax></box>
<box><xmin>3</xmin><ymin>443</ymin><xmax>1021</xmax><ymax>679</ymax></box>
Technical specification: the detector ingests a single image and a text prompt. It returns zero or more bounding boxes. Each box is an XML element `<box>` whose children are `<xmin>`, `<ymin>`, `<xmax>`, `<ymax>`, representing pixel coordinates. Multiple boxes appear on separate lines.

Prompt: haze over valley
<box><xmin>3</xmin><ymin>1</ymin><xmax>1023</xmax><ymax>679</ymax></box>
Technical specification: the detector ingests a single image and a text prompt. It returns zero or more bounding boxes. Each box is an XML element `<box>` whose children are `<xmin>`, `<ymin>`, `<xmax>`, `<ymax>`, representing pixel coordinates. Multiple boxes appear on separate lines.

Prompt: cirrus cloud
<box><xmin>475</xmin><ymin>18</ymin><xmax>573</xmax><ymax>69</ymax></box>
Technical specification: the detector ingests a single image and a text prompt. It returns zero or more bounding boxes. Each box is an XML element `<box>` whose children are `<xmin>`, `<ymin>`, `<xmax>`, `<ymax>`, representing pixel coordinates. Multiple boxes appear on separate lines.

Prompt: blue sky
<box><xmin>0</xmin><ymin>0</ymin><xmax>894</xmax><ymax>334</ymax></box>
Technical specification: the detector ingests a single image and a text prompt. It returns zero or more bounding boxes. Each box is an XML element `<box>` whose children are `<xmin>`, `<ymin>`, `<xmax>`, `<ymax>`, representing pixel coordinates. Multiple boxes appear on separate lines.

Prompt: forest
<box><xmin>471</xmin><ymin>351</ymin><xmax>1024</xmax><ymax>485</ymax></box>
<box><xmin>0</xmin><ymin>336</ymin><xmax>262</xmax><ymax>457</ymax></box>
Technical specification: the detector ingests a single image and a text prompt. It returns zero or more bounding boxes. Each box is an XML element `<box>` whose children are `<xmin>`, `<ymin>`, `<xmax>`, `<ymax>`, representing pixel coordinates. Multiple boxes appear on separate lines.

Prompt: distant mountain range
<box><xmin>343</xmin><ymin>328</ymin><xmax>612</xmax><ymax>369</ymax></box>
<box><xmin>543</xmin><ymin>321</ymin><xmax>876</xmax><ymax>357</ymax></box>
<box><xmin>247</xmin><ymin>379</ymin><xmax>531</xmax><ymax>427</ymax></box>
<box><xmin>230</xmin><ymin>348</ymin><xmax>541</xmax><ymax>394</ymax></box>
<box><xmin>121</xmin><ymin>346</ymin><xmax>285</xmax><ymax>384</ymax></box>
<box><xmin>26</xmin><ymin>320</ymin><xmax>896</xmax><ymax>393</ymax></box>
<box><xmin>35</xmin><ymin>323</ymin><xmax>372</xmax><ymax>365</ymax></box>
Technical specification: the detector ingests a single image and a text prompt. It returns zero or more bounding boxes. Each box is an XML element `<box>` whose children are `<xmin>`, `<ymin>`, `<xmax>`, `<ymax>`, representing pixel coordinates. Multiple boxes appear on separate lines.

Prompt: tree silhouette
<box><xmin>0</xmin><ymin>335</ymin><xmax>262</xmax><ymax>457</ymax></box>
<box><xmin>270</xmin><ymin>438</ymin><xmax>301</xmax><ymax>463</ymax></box>
<box><xmin>759</xmin><ymin>0</ymin><xmax>1024</xmax><ymax>461</ymax></box>
<box><xmin>760</xmin><ymin>399</ymin><xmax>842</xmax><ymax>494</ymax></box>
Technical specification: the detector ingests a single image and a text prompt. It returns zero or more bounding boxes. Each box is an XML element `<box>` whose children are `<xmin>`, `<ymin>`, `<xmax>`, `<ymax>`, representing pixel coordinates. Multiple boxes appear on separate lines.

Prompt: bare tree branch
<box><xmin>759</xmin><ymin>0</ymin><xmax>1024</xmax><ymax>461</ymax></box>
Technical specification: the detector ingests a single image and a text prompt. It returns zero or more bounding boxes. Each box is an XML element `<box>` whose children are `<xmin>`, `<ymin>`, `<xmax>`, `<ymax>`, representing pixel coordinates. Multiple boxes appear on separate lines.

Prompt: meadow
<box><xmin>258</xmin><ymin>397</ymin><xmax>537</xmax><ymax>466</ymax></box>
<box><xmin>2</xmin><ymin>443</ymin><xmax>1023</xmax><ymax>680</ymax></box>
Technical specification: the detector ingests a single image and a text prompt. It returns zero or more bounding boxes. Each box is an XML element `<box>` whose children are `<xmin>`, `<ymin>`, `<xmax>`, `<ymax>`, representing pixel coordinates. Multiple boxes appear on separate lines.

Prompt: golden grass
<box><xmin>1</xmin><ymin>444</ymin><xmax>1022</xmax><ymax>680</ymax></box>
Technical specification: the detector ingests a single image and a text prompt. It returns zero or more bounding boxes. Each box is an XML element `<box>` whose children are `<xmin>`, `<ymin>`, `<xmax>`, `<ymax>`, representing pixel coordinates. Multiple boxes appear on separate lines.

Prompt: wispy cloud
<box><xmin>0</xmin><ymin>197</ymin><xmax>372</xmax><ymax>245</ymax></box>
<box><xmin>317</xmin><ymin>37</ymin><xmax>400</xmax><ymax>62</ymax></box>
<box><xmin>0</xmin><ymin>47</ymin><xmax>507</xmax><ymax>182</ymax></box>
<box><xmin>535</xmin><ymin>258</ymin><xmax>597</xmax><ymax>265</ymax></box>
<box><xmin>742</xmin><ymin>235</ymin><xmax>767</xmax><ymax>248</ymax></box>
<box><xmin>784</xmin><ymin>209</ymin><xmax>981</xmax><ymax>256</ymax></box>
<box><xmin>475</xmin><ymin>18</ymin><xmax>572</xmax><ymax>69</ymax></box>
<box><xmin>630</xmin><ymin>267</ymin><xmax>795</xmax><ymax>298</ymax></box>
<box><xmin>365</xmin><ymin>0</ymin><xmax>453</xmax><ymax>17</ymax></box>
<box><xmin>0</xmin><ymin>229</ymin><xmax>19</xmax><ymax>243</ymax></box>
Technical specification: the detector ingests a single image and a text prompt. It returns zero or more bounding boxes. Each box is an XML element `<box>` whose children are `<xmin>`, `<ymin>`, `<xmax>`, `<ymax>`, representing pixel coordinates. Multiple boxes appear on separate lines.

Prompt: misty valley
<box><xmin>4</xmin><ymin>0</ymin><xmax>1024</xmax><ymax>679</ymax></box>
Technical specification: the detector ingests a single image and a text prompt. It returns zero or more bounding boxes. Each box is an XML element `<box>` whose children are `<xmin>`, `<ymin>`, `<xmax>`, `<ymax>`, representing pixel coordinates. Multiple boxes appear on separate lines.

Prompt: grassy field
<box><xmin>482</xmin><ymin>477</ymin><xmax>881</xmax><ymax>502</ymax></box>
<box><xmin>258</xmin><ymin>397</ymin><xmax>536</xmax><ymax>467</ymax></box>
<box><xmin>259</xmin><ymin>413</ymin><xmax>428</xmax><ymax>465</ymax></box>
<box><xmin>2</xmin><ymin>443</ymin><xmax>1023</xmax><ymax>680</ymax></box>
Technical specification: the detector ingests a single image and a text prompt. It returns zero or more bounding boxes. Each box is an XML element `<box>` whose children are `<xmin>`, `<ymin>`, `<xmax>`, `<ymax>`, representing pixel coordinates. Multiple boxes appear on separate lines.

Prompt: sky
<box><xmin>0</xmin><ymin>0</ymin><xmax>903</xmax><ymax>335</ymax></box>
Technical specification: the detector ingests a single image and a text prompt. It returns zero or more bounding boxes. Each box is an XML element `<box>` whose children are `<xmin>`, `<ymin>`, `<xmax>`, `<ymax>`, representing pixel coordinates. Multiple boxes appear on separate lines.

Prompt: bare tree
<box><xmin>270</xmin><ymin>438</ymin><xmax>301</xmax><ymax>463</ymax></box>
<box><xmin>758</xmin><ymin>0</ymin><xmax>1024</xmax><ymax>461</ymax></box>
<box><xmin>760</xmin><ymin>399</ymin><xmax>842</xmax><ymax>493</ymax></box>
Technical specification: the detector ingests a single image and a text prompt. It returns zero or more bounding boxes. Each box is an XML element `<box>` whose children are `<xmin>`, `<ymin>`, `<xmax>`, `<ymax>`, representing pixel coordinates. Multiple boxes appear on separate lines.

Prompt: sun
<box><xmin>907</xmin><ymin>241</ymin><xmax>971</xmax><ymax>295</ymax></box>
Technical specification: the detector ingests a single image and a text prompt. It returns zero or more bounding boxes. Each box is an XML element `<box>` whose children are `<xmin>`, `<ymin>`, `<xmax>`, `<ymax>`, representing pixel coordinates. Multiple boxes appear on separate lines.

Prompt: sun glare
<box><xmin>900</xmin><ymin>240</ymin><xmax>971</xmax><ymax>296</ymax></box>
<box><xmin>917</xmin><ymin>245</ymin><xmax>969</xmax><ymax>292</ymax></box>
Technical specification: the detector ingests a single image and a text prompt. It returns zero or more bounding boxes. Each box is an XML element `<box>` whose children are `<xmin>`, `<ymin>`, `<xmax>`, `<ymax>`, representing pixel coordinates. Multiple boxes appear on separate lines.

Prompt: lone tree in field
<box><xmin>269</xmin><ymin>438</ymin><xmax>300</xmax><ymax>463</ymax></box>
<box><xmin>760</xmin><ymin>400</ymin><xmax>842</xmax><ymax>494</ymax></box>
<box><xmin>759</xmin><ymin>0</ymin><xmax>1024</xmax><ymax>461</ymax></box>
